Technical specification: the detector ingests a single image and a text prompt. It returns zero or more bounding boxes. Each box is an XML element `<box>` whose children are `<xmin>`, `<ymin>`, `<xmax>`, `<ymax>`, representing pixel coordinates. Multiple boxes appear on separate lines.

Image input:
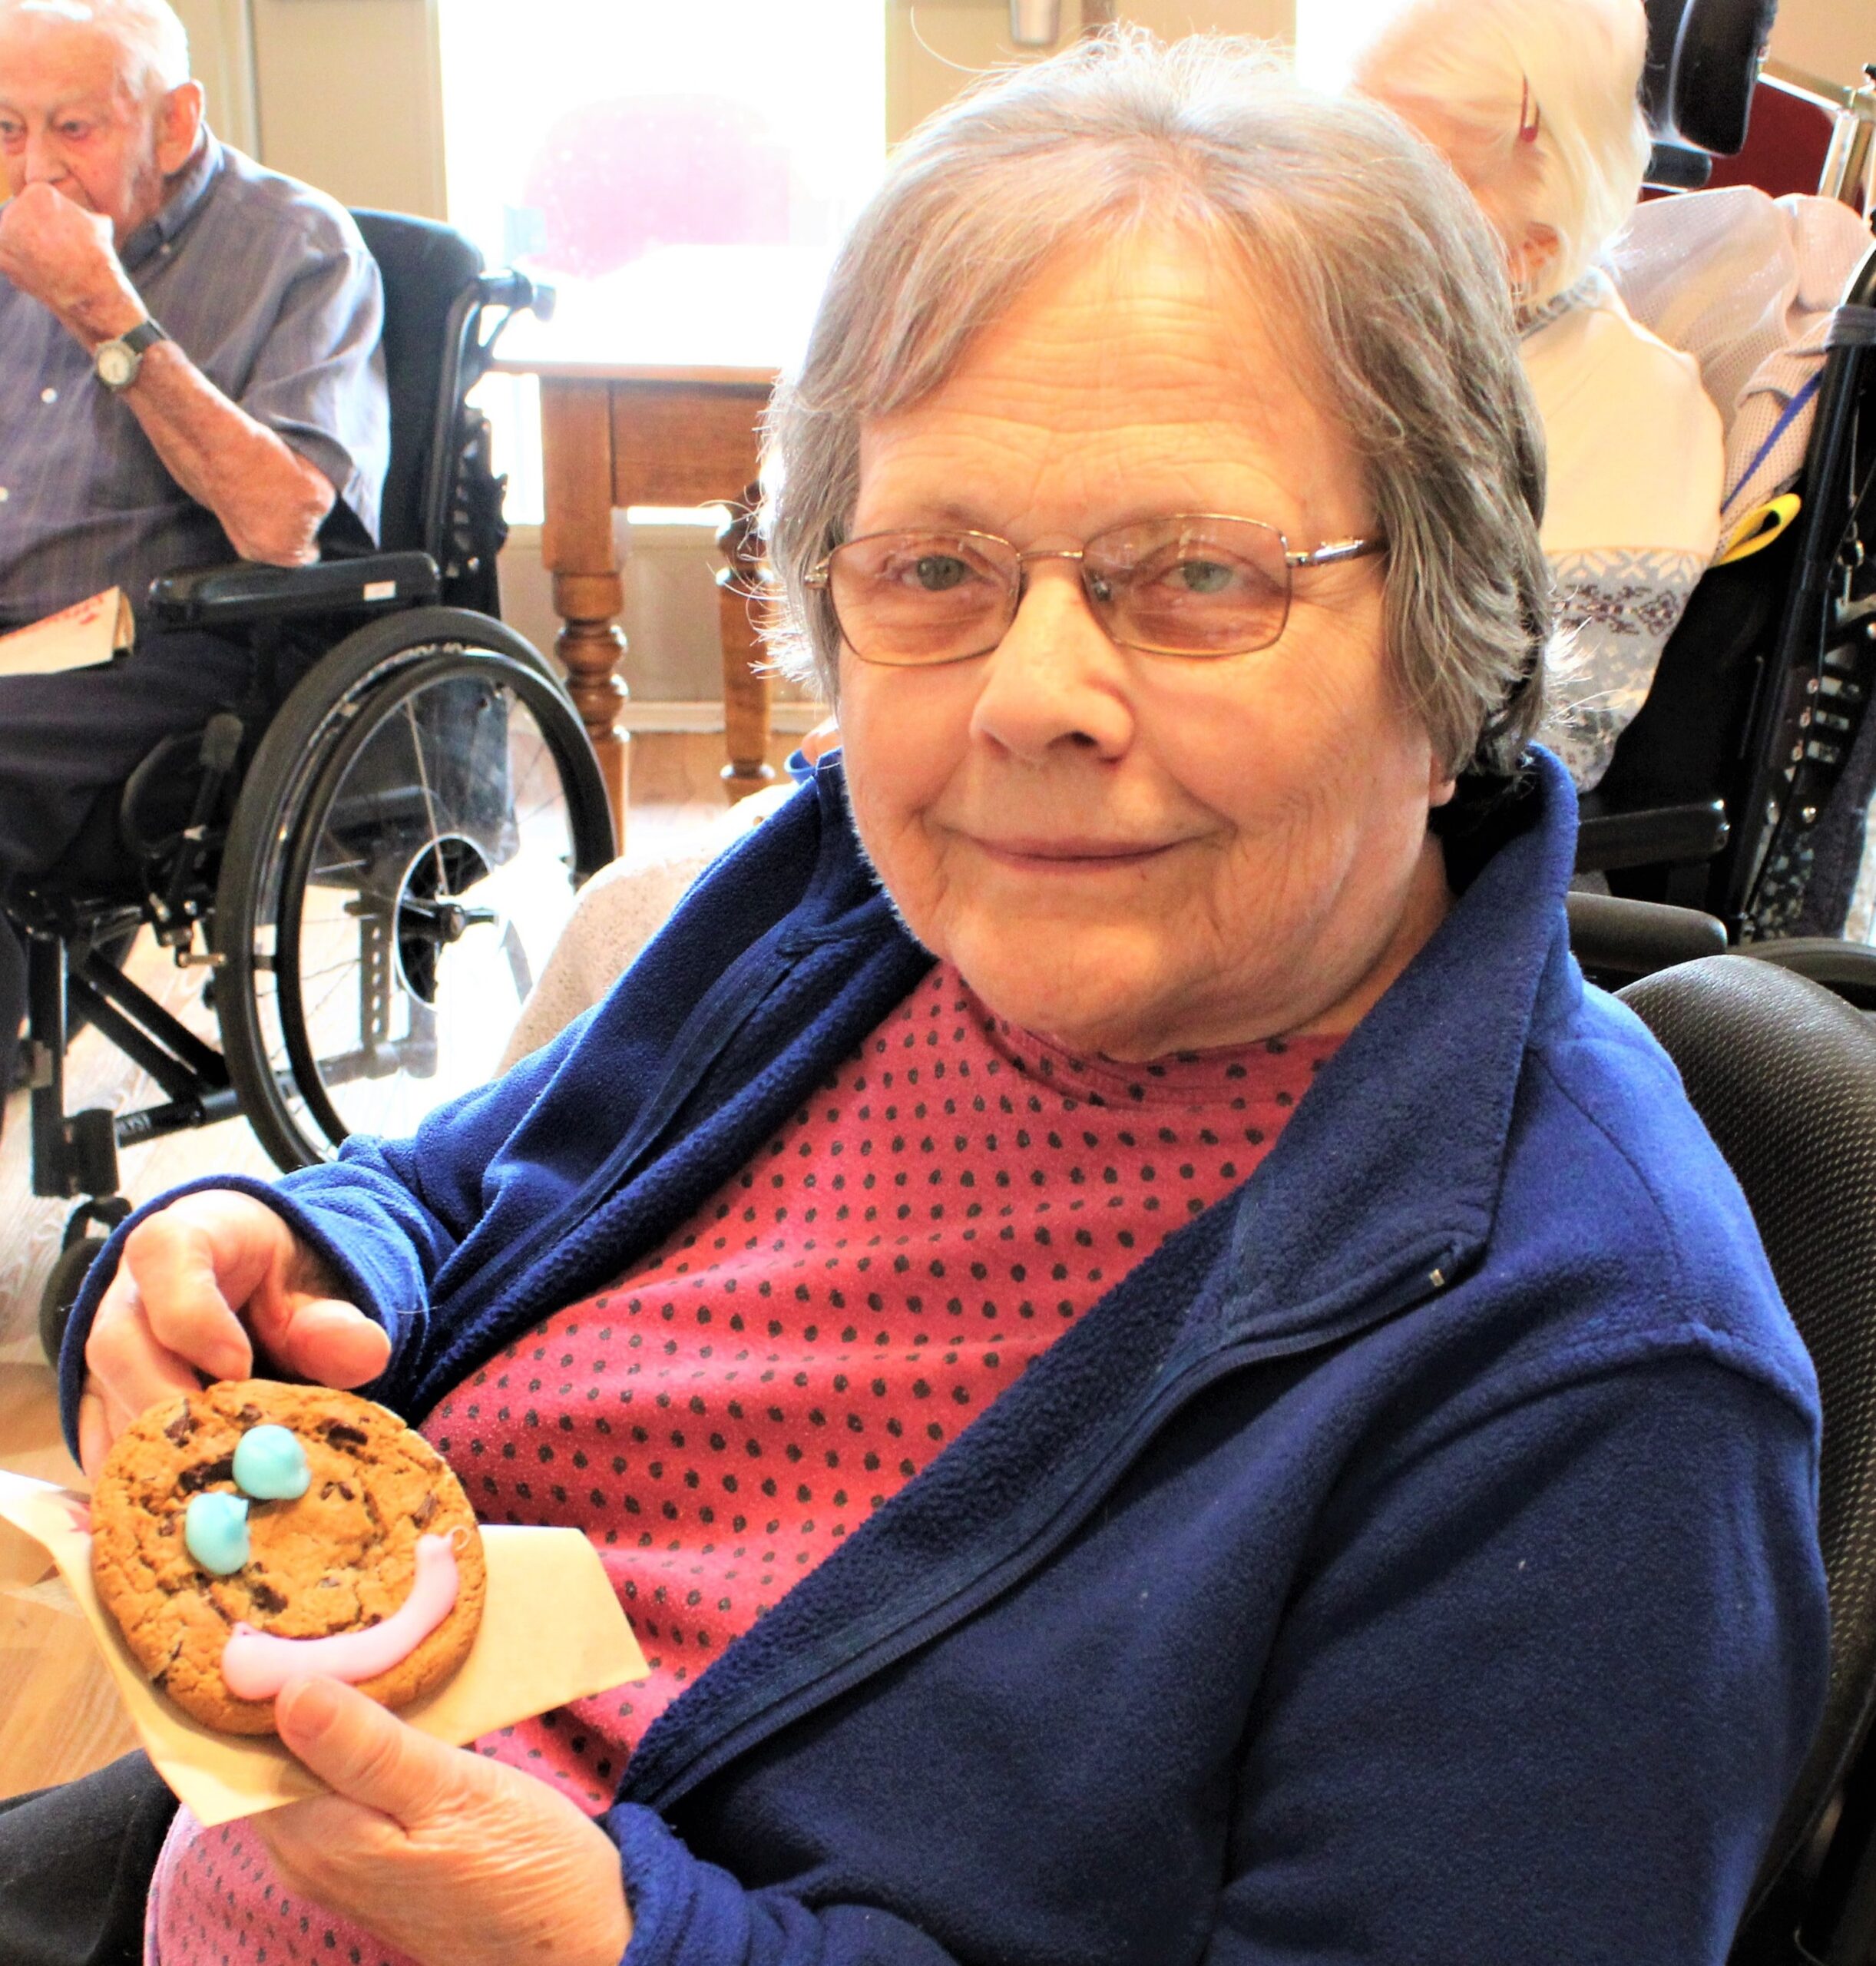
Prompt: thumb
<box><xmin>256</xmin><ymin>1296</ymin><xmax>392</xmax><ymax>1388</ymax></box>
<box><xmin>275</xmin><ymin>1677</ymin><xmax>458</xmax><ymax>1825</ymax></box>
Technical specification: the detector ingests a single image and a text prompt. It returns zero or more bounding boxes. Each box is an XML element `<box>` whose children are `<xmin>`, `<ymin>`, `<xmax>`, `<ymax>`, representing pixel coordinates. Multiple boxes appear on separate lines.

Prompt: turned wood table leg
<box><xmin>539</xmin><ymin>379</ymin><xmax>630</xmax><ymax>852</ymax></box>
<box><xmin>716</xmin><ymin>485</ymin><xmax>776</xmax><ymax>803</ymax></box>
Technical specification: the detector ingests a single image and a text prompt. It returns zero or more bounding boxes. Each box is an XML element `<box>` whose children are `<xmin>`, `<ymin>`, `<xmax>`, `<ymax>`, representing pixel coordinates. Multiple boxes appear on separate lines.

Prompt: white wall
<box><xmin>247</xmin><ymin>0</ymin><xmax>446</xmax><ymax>217</ymax></box>
<box><xmin>171</xmin><ymin>0</ymin><xmax>257</xmax><ymax>155</ymax></box>
<box><xmin>1768</xmin><ymin>0</ymin><xmax>1873</xmax><ymax>93</ymax></box>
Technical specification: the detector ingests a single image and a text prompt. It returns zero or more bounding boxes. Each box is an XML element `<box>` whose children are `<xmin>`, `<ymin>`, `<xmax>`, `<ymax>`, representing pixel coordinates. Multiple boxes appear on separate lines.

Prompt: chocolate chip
<box><xmin>249</xmin><ymin>1582</ymin><xmax>287</xmax><ymax>1614</ymax></box>
<box><xmin>237</xmin><ymin>1405</ymin><xmax>263</xmax><ymax>1425</ymax></box>
<box><xmin>323</xmin><ymin>1423</ymin><xmax>369</xmax><ymax>1450</ymax></box>
<box><xmin>177</xmin><ymin>1456</ymin><xmax>235</xmax><ymax>1493</ymax></box>
<box><xmin>412</xmin><ymin>1494</ymin><xmax>436</xmax><ymax>1527</ymax></box>
<box><xmin>319</xmin><ymin>1479</ymin><xmax>356</xmax><ymax>1501</ymax></box>
<box><xmin>162</xmin><ymin>1405</ymin><xmax>194</xmax><ymax>1446</ymax></box>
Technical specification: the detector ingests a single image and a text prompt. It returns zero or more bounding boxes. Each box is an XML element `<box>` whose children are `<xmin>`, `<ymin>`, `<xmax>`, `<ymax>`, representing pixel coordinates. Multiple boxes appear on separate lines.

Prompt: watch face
<box><xmin>97</xmin><ymin>340</ymin><xmax>137</xmax><ymax>389</ymax></box>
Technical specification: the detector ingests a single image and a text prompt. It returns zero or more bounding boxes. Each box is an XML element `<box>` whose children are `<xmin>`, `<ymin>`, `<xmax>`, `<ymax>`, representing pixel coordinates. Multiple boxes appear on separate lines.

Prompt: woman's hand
<box><xmin>78</xmin><ymin>1190</ymin><xmax>391</xmax><ymax>1475</ymax></box>
<box><xmin>256</xmin><ymin>1676</ymin><xmax>632</xmax><ymax>1966</ymax></box>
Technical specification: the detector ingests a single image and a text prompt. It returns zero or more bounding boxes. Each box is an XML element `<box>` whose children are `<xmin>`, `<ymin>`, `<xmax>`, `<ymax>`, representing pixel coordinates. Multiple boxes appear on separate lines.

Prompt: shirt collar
<box><xmin>121</xmin><ymin>130</ymin><xmax>223</xmax><ymax>273</ymax></box>
<box><xmin>1517</xmin><ymin>266</ymin><xmax>1604</xmax><ymax>340</ymax></box>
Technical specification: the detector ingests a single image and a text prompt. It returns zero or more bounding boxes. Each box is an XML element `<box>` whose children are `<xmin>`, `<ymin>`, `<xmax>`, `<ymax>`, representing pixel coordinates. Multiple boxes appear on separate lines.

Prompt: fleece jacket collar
<box><xmin>614</xmin><ymin>751</ymin><xmax>1580</xmax><ymax>1811</ymax></box>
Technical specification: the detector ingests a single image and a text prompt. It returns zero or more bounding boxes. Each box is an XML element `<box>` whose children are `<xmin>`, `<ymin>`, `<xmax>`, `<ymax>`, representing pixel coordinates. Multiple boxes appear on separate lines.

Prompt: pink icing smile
<box><xmin>220</xmin><ymin>1534</ymin><xmax>461</xmax><ymax>1702</ymax></box>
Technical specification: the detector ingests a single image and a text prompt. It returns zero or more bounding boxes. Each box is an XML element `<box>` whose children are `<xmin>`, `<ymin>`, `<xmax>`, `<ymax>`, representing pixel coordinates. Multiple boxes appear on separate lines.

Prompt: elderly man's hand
<box><xmin>78</xmin><ymin>1190</ymin><xmax>392</xmax><ymax>1475</ymax></box>
<box><xmin>0</xmin><ymin>181</ymin><xmax>144</xmax><ymax>343</ymax></box>
<box><xmin>256</xmin><ymin>1677</ymin><xmax>632</xmax><ymax>1966</ymax></box>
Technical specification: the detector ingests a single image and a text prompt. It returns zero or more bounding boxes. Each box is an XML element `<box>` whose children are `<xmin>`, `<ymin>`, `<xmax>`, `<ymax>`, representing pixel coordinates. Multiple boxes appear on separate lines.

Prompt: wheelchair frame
<box><xmin>1574</xmin><ymin>242</ymin><xmax>1876</xmax><ymax>944</ymax></box>
<box><xmin>9</xmin><ymin>221</ymin><xmax>615</xmax><ymax>1336</ymax></box>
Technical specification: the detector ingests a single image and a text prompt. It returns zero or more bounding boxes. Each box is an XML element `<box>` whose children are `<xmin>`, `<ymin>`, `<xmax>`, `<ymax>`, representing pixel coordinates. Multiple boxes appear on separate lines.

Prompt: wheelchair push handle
<box><xmin>477</xmin><ymin>268</ymin><xmax>554</xmax><ymax>323</ymax></box>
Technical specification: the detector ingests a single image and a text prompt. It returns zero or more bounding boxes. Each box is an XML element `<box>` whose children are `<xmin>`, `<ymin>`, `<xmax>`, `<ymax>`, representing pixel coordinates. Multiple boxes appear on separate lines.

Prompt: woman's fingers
<box><xmin>81</xmin><ymin>1258</ymin><xmax>230</xmax><ymax>1464</ymax></box>
<box><xmin>117</xmin><ymin>1205</ymin><xmax>272</xmax><ymax>1382</ymax></box>
<box><xmin>77</xmin><ymin>1190</ymin><xmax>379</xmax><ymax>1470</ymax></box>
<box><xmin>256</xmin><ymin>1678</ymin><xmax>634</xmax><ymax>1966</ymax></box>
<box><xmin>248</xmin><ymin>1296</ymin><xmax>391</xmax><ymax>1390</ymax></box>
<box><xmin>274</xmin><ymin>1677</ymin><xmax>458</xmax><ymax>1824</ymax></box>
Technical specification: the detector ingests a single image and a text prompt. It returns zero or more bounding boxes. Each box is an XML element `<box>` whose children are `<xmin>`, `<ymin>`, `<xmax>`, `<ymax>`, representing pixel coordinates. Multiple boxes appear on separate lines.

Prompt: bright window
<box><xmin>438</xmin><ymin>0</ymin><xmax>888</xmax><ymax>522</ymax></box>
<box><xmin>1293</xmin><ymin>0</ymin><xmax>1394</xmax><ymax>88</ymax></box>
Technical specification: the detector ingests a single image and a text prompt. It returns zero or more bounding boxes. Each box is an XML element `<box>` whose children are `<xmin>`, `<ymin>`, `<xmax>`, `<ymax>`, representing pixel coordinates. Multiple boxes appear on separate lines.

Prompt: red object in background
<box><xmin>1706</xmin><ymin>79</ymin><xmax>1840</xmax><ymax>200</ymax></box>
<box><xmin>521</xmin><ymin>94</ymin><xmax>794</xmax><ymax>280</ymax></box>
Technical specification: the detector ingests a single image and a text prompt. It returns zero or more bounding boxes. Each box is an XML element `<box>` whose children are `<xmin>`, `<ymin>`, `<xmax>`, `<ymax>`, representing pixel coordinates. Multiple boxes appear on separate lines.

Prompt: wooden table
<box><xmin>495</xmin><ymin>358</ymin><xmax>782</xmax><ymax>848</ymax></box>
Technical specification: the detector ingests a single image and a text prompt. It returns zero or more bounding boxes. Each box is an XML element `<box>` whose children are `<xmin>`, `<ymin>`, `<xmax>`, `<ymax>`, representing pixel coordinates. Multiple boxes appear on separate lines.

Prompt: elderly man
<box><xmin>0</xmin><ymin>0</ymin><xmax>387</xmax><ymax>1114</ymax></box>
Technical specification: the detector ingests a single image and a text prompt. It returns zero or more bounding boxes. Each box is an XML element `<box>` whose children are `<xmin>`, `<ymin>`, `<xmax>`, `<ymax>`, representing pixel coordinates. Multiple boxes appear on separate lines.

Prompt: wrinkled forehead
<box><xmin>0</xmin><ymin>7</ymin><xmax>144</xmax><ymax>109</ymax></box>
<box><xmin>857</xmin><ymin>228</ymin><xmax>1363</xmax><ymax>505</ymax></box>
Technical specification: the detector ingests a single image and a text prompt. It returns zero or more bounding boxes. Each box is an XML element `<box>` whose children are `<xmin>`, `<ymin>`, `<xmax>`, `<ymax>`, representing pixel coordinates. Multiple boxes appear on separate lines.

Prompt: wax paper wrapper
<box><xmin>0</xmin><ymin>1468</ymin><xmax>647</xmax><ymax>1825</ymax></box>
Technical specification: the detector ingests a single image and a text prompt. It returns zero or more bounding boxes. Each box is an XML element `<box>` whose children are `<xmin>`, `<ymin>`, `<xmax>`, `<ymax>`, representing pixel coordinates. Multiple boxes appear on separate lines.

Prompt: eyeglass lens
<box><xmin>826</xmin><ymin>516</ymin><xmax>1294</xmax><ymax>664</ymax></box>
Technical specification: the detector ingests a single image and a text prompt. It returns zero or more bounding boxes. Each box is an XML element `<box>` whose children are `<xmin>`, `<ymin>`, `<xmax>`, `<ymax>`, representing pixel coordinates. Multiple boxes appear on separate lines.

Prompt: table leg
<box><xmin>539</xmin><ymin>379</ymin><xmax>629</xmax><ymax>851</ymax></box>
<box><xmin>716</xmin><ymin>488</ymin><xmax>776</xmax><ymax>802</ymax></box>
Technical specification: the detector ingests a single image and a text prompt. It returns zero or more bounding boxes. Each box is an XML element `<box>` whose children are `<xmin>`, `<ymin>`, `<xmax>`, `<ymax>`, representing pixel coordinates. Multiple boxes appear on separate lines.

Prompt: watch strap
<box><xmin>118</xmin><ymin>317</ymin><xmax>168</xmax><ymax>356</ymax></box>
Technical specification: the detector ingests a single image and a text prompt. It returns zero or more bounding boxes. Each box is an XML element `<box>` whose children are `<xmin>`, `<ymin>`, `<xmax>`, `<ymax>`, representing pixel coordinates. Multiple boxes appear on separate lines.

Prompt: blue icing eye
<box><xmin>233</xmin><ymin>1425</ymin><xmax>311</xmax><ymax>1501</ymax></box>
<box><xmin>184</xmin><ymin>1491</ymin><xmax>250</xmax><ymax>1574</ymax></box>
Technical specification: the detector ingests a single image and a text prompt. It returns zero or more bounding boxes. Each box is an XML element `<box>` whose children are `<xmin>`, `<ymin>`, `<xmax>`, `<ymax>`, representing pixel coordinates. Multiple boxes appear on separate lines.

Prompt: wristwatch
<box><xmin>94</xmin><ymin>316</ymin><xmax>170</xmax><ymax>392</ymax></box>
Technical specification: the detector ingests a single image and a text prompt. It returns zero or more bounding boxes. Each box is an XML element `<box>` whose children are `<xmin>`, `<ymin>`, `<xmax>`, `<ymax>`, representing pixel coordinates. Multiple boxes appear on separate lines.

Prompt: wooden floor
<box><xmin>0</xmin><ymin>730</ymin><xmax>789</xmax><ymax>1800</ymax></box>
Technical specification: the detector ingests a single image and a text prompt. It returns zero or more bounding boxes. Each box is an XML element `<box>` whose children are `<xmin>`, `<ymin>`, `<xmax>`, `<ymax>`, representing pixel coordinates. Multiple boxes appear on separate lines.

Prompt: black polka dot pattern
<box><xmin>151</xmin><ymin>962</ymin><xmax>1336</xmax><ymax>1966</ymax></box>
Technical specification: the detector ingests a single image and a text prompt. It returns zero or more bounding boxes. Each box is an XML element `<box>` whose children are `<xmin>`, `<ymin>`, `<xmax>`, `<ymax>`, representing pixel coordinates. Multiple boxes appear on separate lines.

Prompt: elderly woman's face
<box><xmin>838</xmin><ymin>237</ymin><xmax>1455</xmax><ymax>1060</ymax></box>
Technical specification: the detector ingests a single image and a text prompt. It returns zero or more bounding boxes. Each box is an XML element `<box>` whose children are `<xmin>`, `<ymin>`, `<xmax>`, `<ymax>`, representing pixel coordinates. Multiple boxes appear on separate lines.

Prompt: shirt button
<box><xmin>40</xmin><ymin>386</ymin><xmax>56</xmax><ymax>404</ymax></box>
<box><xmin>0</xmin><ymin>486</ymin><xmax>8</xmax><ymax>501</ymax></box>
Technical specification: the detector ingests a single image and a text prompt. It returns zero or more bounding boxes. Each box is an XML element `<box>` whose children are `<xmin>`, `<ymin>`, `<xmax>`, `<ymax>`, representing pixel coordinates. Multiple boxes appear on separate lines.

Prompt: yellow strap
<box><xmin>1716</xmin><ymin>494</ymin><xmax>1802</xmax><ymax>566</ymax></box>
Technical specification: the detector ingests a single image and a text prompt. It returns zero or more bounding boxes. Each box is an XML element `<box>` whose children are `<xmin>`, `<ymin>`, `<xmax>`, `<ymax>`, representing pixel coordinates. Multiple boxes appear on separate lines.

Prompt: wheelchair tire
<box><xmin>40</xmin><ymin>1233</ymin><xmax>110</xmax><ymax>1369</ymax></box>
<box><xmin>212</xmin><ymin>608</ymin><xmax>613</xmax><ymax>1171</ymax></box>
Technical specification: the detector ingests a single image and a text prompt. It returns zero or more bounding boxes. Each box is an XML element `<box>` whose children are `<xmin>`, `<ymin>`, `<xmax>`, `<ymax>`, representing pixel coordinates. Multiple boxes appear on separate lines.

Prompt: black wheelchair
<box><xmin>5</xmin><ymin>211</ymin><xmax>615</xmax><ymax>1355</ymax></box>
<box><xmin>1574</xmin><ymin>0</ymin><xmax>1876</xmax><ymax>979</ymax></box>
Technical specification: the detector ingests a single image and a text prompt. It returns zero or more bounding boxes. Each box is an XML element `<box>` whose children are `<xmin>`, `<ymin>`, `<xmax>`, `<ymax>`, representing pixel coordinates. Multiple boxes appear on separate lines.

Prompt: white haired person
<box><xmin>1351</xmin><ymin>0</ymin><xmax>1725</xmax><ymax>788</ymax></box>
<box><xmin>14</xmin><ymin>33</ymin><xmax>1822</xmax><ymax>1966</ymax></box>
<box><xmin>0</xmin><ymin>0</ymin><xmax>388</xmax><ymax>1118</ymax></box>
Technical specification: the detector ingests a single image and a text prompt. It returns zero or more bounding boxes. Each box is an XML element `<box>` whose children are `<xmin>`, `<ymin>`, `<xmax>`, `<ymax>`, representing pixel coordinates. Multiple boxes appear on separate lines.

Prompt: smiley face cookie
<box><xmin>90</xmin><ymin>1381</ymin><xmax>485</xmax><ymax>1735</ymax></box>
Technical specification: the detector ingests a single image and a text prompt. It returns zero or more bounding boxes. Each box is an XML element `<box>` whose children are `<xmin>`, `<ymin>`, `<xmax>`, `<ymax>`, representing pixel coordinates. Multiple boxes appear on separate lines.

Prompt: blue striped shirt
<box><xmin>0</xmin><ymin>133</ymin><xmax>388</xmax><ymax>626</ymax></box>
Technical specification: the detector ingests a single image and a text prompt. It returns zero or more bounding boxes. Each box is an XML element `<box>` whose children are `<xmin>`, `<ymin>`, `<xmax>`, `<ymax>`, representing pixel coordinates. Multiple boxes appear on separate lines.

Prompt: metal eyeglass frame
<box><xmin>804</xmin><ymin>515</ymin><xmax>1388</xmax><ymax>664</ymax></box>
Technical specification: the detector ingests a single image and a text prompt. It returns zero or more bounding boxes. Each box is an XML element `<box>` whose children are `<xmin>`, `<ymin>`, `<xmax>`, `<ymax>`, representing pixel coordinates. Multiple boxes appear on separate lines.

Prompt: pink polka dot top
<box><xmin>146</xmin><ymin>961</ymin><xmax>1338</xmax><ymax>1966</ymax></box>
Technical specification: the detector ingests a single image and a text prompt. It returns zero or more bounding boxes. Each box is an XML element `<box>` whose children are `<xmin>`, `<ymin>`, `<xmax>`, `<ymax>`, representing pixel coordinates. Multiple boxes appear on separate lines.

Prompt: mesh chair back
<box><xmin>1618</xmin><ymin>955</ymin><xmax>1876</xmax><ymax>1895</ymax></box>
<box><xmin>348</xmin><ymin>210</ymin><xmax>485</xmax><ymax>558</ymax></box>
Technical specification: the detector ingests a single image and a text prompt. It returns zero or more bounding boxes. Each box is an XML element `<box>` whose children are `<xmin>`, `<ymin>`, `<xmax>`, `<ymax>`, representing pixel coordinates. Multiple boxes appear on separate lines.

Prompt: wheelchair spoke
<box><xmin>246</xmin><ymin>649</ymin><xmax>601</xmax><ymax>1162</ymax></box>
<box><xmin>403</xmin><ymin>697</ymin><xmax>447</xmax><ymax>885</ymax></box>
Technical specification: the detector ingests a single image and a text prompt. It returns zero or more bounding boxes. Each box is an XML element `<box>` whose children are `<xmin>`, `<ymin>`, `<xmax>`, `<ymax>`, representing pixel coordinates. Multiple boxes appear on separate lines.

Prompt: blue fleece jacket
<box><xmin>63</xmin><ymin>749</ymin><xmax>1828</xmax><ymax>1966</ymax></box>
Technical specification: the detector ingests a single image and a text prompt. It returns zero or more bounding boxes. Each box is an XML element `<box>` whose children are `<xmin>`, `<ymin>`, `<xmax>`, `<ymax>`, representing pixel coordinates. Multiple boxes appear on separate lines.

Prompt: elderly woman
<box><xmin>1348</xmin><ymin>0</ymin><xmax>1726</xmax><ymax>788</ymax></box>
<box><xmin>49</xmin><ymin>32</ymin><xmax>1821</xmax><ymax>1966</ymax></box>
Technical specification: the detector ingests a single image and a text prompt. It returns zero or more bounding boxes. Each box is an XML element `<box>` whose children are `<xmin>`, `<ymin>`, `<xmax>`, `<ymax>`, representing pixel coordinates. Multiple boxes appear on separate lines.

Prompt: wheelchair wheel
<box><xmin>40</xmin><ymin>1233</ymin><xmax>110</xmax><ymax>1368</ymax></box>
<box><xmin>213</xmin><ymin>608</ymin><xmax>613</xmax><ymax>1170</ymax></box>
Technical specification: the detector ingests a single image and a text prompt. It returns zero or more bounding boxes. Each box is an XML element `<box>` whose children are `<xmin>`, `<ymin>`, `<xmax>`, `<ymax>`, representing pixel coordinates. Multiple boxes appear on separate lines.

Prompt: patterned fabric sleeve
<box><xmin>1539</xmin><ymin>547</ymin><xmax>1709</xmax><ymax>789</ymax></box>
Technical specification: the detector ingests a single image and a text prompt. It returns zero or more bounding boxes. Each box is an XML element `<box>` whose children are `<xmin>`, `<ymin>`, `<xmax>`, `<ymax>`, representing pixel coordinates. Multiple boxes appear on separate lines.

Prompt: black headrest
<box><xmin>1618</xmin><ymin>952</ymin><xmax>1876</xmax><ymax>1897</ymax></box>
<box><xmin>349</xmin><ymin>210</ymin><xmax>485</xmax><ymax>555</ymax></box>
<box><xmin>1641</xmin><ymin>0</ymin><xmax>1779</xmax><ymax>156</ymax></box>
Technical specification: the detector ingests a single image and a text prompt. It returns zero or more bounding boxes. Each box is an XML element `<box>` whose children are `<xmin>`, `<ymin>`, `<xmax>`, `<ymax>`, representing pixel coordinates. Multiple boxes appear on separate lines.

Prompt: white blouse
<box><xmin>1522</xmin><ymin>270</ymin><xmax>1725</xmax><ymax>789</ymax></box>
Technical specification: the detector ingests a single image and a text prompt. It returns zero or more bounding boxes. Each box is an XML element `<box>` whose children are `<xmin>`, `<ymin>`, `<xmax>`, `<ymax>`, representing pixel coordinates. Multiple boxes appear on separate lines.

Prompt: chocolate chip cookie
<box><xmin>90</xmin><ymin>1380</ymin><xmax>485</xmax><ymax>1735</ymax></box>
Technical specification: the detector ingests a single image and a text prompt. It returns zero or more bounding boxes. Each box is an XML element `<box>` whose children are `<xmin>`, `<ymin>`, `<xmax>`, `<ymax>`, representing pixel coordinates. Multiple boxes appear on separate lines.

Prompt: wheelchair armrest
<box><xmin>1565</xmin><ymin>891</ymin><xmax>1728</xmax><ymax>981</ymax></box>
<box><xmin>1739</xmin><ymin>938</ymin><xmax>1876</xmax><ymax>1012</ymax></box>
<box><xmin>1643</xmin><ymin>141</ymin><xmax>1714</xmax><ymax>190</ymax></box>
<box><xmin>1573</xmin><ymin>796</ymin><xmax>1729</xmax><ymax>873</ymax></box>
<box><xmin>148</xmin><ymin>551</ymin><xmax>442</xmax><ymax>629</ymax></box>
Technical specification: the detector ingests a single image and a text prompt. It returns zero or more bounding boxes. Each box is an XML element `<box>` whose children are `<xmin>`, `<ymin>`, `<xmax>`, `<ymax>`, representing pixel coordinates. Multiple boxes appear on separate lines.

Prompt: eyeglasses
<box><xmin>805</xmin><ymin>514</ymin><xmax>1386</xmax><ymax>667</ymax></box>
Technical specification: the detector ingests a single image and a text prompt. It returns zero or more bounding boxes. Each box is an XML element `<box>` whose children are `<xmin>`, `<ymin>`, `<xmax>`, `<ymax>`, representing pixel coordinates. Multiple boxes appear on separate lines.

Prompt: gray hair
<box><xmin>762</xmin><ymin>28</ymin><xmax>1549</xmax><ymax>780</ymax></box>
<box><xmin>2</xmin><ymin>0</ymin><xmax>190</xmax><ymax>98</ymax></box>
